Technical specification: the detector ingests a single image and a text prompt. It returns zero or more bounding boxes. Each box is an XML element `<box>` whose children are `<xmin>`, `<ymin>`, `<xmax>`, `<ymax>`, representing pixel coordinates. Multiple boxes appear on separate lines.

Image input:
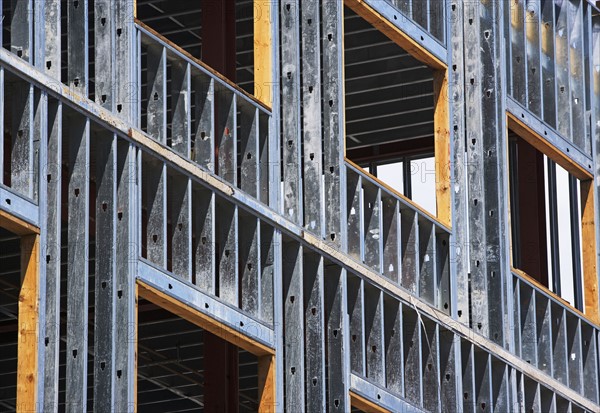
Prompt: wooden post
<box><xmin>17</xmin><ymin>234</ymin><xmax>40</xmax><ymax>412</ymax></box>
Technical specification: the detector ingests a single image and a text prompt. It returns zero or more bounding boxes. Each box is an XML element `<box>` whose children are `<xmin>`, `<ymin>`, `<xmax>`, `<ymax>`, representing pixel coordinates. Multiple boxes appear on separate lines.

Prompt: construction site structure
<box><xmin>1</xmin><ymin>0</ymin><xmax>600</xmax><ymax>411</ymax></box>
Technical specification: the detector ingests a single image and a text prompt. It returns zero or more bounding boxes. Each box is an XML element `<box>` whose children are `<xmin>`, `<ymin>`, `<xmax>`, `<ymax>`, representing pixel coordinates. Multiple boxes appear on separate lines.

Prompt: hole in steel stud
<box><xmin>312</xmin><ymin>378</ymin><xmax>317</xmax><ymax>386</ymax></box>
<box><xmin>371</xmin><ymin>345</ymin><xmax>377</xmax><ymax>353</ymax></box>
<box><xmin>246</xmin><ymin>152</ymin><xmax>252</xmax><ymax>159</ymax></box>
<box><xmin>311</xmin><ymin>307</ymin><xmax>317</xmax><ymax>316</ymax></box>
<box><xmin>201</xmin><ymin>236</ymin><xmax>207</xmax><ymax>244</ymax></box>
<box><xmin>446</xmin><ymin>374</ymin><xmax>451</xmax><ymax>381</ymax></box>
<box><xmin>205</xmin><ymin>303</ymin><xmax>209</xmax><ymax>308</ymax></box>
<box><xmin>168</xmin><ymin>284</ymin><xmax>173</xmax><ymax>289</ymax></box>
<box><xmin>118</xmin><ymin>212</ymin><xmax>123</xmax><ymax>220</ymax></box>
<box><xmin>352</xmin><ymin>334</ymin><xmax>357</xmax><ymax>342</ymax></box>
<box><xmin>117</xmin><ymin>104</ymin><xmax>122</xmax><ymax>112</ymax></box>
<box><xmin>117</xmin><ymin>28</ymin><xmax>122</xmax><ymax>37</ymax></box>
<box><xmin>102</xmin><ymin>281</ymin><xmax>107</xmax><ymax>289</ymax></box>
<box><xmin>290</xmin><ymin>295</ymin><xmax>295</xmax><ymax>303</ymax></box>
<box><xmin>333</xmin><ymin>329</ymin><xmax>338</xmax><ymax>338</ymax></box>
<box><xmin>290</xmin><ymin>367</ymin><xmax>296</xmax><ymax>375</ymax></box>
<box><xmin>74</xmin><ymin>188</ymin><xmax>80</xmax><ymax>197</ymax></box>
<box><xmin>117</xmin><ymin>370</ymin><xmax>122</xmax><ymax>378</ymax></box>
<box><xmin>286</xmin><ymin>4</ymin><xmax>290</xmax><ymax>11</ymax></box>
<box><xmin>101</xmin><ymin>17</ymin><xmax>106</xmax><ymax>26</ymax></box>
<box><xmin>46</xmin><ymin>60</ymin><xmax>52</xmax><ymax>70</ymax></box>
<box><xmin>464</xmin><ymin>392</ymin><xmax>469</xmax><ymax>399</ymax></box>
<box><xmin>177</xmin><ymin>223</ymin><xmax>183</xmax><ymax>231</ymax></box>
<box><xmin>101</xmin><ymin>94</ymin><xmax>107</xmax><ymax>103</ymax></box>
<box><xmin>118</xmin><ymin>290</ymin><xmax>123</xmax><ymax>299</ymax></box>
<box><xmin>101</xmin><ymin>362</ymin><xmax>106</xmax><ymax>370</ymax></box>
<box><xmin>74</xmin><ymin>0</ymin><xmax>79</xmax><ymax>8</ymax></box>
<box><xmin>152</xmin><ymin>234</ymin><xmax>158</xmax><ymax>243</ymax></box>
<box><xmin>307</xmin><ymin>19</ymin><xmax>312</xmax><ymax>24</ymax></box>
<box><xmin>334</xmin><ymin>399</ymin><xmax>340</xmax><ymax>407</ymax></box>
<box><xmin>102</xmin><ymin>202</ymin><xmax>108</xmax><ymax>211</ymax></box>
<box><xmin>225</xmin><ymin>249</ymin><xmax>230</xmax><ymax>257</ymax></box>
<box><xmin>240</xmin><ymin>321</ymin><xmax>244</xmax><ymax>327</ymax></box>
<box><xmin>377</xmin><ymin>394</ymin><xmax>381</xmax><ymax>400</ymax></box>
<box><xmin>45</xmin><ymin>337</ymin><xmax>49</xmax><ymax>346</ymax></box>
<box><xmin>458</xmin><ymin>310</ymin><xmax>462</xmax><ymax>317</ymax></box>
<box><xmin>73</xmin><ymin>349</ymin><xmax>78</xmax><ymax>358</ymax></box>
<box><xmin>481</xmin><ymin>402</ymin><xmax>486</xmax><ymax>410</ymax></box>
<box><xmin>328</xmin><ymin>34</ymin><xmax>333</xmax><ymax>41</ymax></box>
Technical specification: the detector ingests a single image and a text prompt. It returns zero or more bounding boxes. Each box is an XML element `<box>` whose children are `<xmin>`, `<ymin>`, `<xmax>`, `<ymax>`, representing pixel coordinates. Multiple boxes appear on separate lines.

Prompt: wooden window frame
<box><xmin>0</xmin><ymin>210</ymin><xmax>40</xmax><ymax>411</ymax></box>
<box><xmin>136</xmin><ymin>280</ymin><xmax>276</xmax><ymax>411</ymax></box>
<box><xmin>507</xmin><ymin>112</ymin><xmax>599</xmax><ymax>324</ymax></box>
<box><xmin>343</xmin><ymin>0</ymin><xmax>451</xmax><ymax>228</ymax></box>
<box><xmin>350</xmin><ymin>391</ymin><xmax>391</xmax><ymax>413</ymax></box>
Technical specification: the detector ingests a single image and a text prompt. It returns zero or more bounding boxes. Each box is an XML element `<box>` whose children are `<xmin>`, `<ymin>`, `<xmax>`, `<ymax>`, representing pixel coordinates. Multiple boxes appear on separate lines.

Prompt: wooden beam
<box><xmin>17</xmin><ymin>234</ymin><xmax>40</xmax><ymax>412</ymax></box>
<box><xmin>580</xmin><ymin>180</ymin><xmax>599</xmax><ymax>324</ymax></box>
<box><xmin>257</xmin><ymin>355</ymin><xmax>276</xmax><ymax>412</ymax></box>
<box><xmin>343</xmin><ymin>0</ymin><xmax>446</xmax><ymax>70</ymax></box>
<box><xmin>254</xmin><ymin>0</ymin><xmax>272</xmax><ymax>106</ymax></box>
<box><xmin>507</xmin><ymin>113</ymin><xmax>593</xmax><ymax>180</ymax></box>
<box><xmin>137</xmin><ymin>280</ymin><xmax>275</xmax><ymax>356</ymax></box>
<box><xmin>433</xmin><ymin>69</ymin><xmax>451</xmax><ymax>227</ymax></box>
<box><xmin>0</xmin><ymin>209</ymin><xmax>40</xmax><ymax>235</ymax></box>
<box><xmin>349</xmin><ymin>391</ymin><xmax>391</xmax><ymax>413</ymax></box>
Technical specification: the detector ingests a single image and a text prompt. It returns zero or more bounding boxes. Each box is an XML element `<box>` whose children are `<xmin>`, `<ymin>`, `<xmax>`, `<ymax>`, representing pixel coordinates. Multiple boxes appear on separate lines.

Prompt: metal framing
<box><xmin>0</xmin><ymin>0</ymin><xmax>599</xmax><ymax>412</ymax></box>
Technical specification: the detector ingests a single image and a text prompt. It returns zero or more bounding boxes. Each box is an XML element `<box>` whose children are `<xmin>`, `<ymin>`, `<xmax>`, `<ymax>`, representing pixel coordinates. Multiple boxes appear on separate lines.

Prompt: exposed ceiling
<box><xmin>344</xmin><ymin>6</ymin><xmax>435</xmax><ymax>160</ymax></box>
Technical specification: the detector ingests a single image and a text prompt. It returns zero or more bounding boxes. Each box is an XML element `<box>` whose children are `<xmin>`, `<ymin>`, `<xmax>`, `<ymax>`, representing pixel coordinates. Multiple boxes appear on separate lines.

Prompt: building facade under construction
<box><xmin>1</xmin><ymin>0</ymin><xmax>600</xmax><ymax>411</ymax></box>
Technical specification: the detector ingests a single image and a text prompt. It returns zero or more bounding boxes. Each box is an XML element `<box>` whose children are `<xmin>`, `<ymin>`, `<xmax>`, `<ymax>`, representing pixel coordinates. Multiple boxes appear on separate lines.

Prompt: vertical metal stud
<box><xmin>301</xmin><ymin>0</ymin><xmax>323</xmax><ymax>236</ymax></box>
<box><xmin>93</xmin><ymin>131</ymin><xmax>116</xmax><ymax>411</ymax></box>
<box><xmin>170</xmin><ymin>60</ymin><xmax>191</xmax><ymax>157</ymax></box>
<box><xmin>281</xmin><ymin>1</ymin><xmax>302</xmax><ymax>224</ymax></box>
<box><xmin>42</xmin><ymin>98</ymin><xmax>62</xmax><ymax>412</ymax></box>
<box><xmin>304</xmin><ymin>252</ymin><xmax>326</xmax><ymax>411</ymax></box>
<box><xmin>193</xmin><ymin>186</ymin><xmax>215</xmax><ymax>294</ymax></box>
<box><xmin>325</xmin><ymin>265</ymin><xmax>350</xmax><ymax>411</ymax></box>
<box><xmin>322</xmin><ymin>0</ymin><xmax>344</xmax><ymax>246</ymax></box>
<box><xmin>168</xmin><ymin>173</ymin><xmax>191</xmax><ymax>281</ymax></box>
<box><xmin>65</xmin><ymin>114</ymin><xmax>90</xmax><ymax>412</ymax></box>
<box><xmin>282</xmin><ymin>239</ymin><xmax>305</xmax><ymax>411</ymax></box>
<box><xmin>240</xmin><ymin>211</ymin><xmax>260</xmax><ymax>317</ymax></box>
<box><xmin>216</xmin><ymin>198</ymin><xmax>238</xmax><ymax>306</ymax></box>
<box><xmin>364</xmin><ymin>284</ymin><xmax>384</xmax><ymax>386</ymax></box>
<box><xmin>193</xmin><ymin>75</ymin><xmax>214</xmax><ymax>171</ymax></box>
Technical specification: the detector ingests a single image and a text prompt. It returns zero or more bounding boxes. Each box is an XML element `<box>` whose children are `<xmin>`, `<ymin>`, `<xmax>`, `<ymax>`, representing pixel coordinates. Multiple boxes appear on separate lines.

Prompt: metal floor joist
<box><xmin>0</xmin><ymin>0</ymin><xmax>599</xmax><ymax>412</ymax></box>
